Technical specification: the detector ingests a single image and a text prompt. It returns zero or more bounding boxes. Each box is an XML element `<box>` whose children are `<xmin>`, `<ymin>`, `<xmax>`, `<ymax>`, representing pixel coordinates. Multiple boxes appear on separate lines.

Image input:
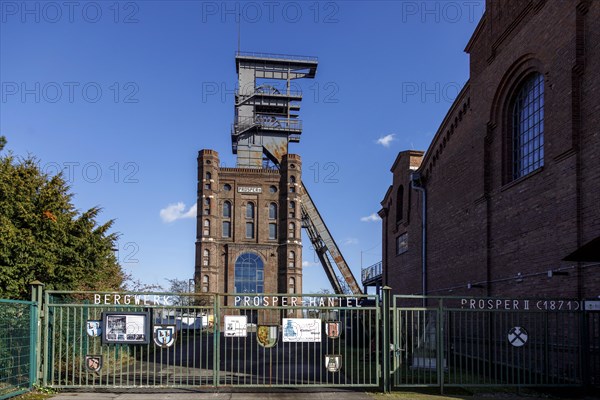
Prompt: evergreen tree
<box><xmin>0</xmin><ymin>137</ymin><xmax>125</xmax><ymax>299</ymax></box>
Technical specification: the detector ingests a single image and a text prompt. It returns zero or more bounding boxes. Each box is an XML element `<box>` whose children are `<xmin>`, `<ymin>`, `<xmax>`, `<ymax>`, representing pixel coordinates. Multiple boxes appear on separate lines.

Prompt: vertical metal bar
<box><xmin>71</xmin><ymin>307</ymin><xmax>76</xmax><ymax>386</ymax></box>
<box><xmin>43</xmin><ymin>293</ymin><xmax>50</xmax><ymax>387</ymax></box>
<box><xmin>213</xmin><ymin>294</ymin><xmax>220</xmax><ymax>387</ymax></box>
<box><xmin>437</xmin><ymin>298</ymin><xmax>444</xmax><ymax>394</ymax></box>
<box><xmin>28</xmin><ymin>302</ymin><xmax>38</xmax><ymax>390</ymax></box>
<box><xmin>544</xmin><ymin>310</ymin><xmax>549</xmax><ymax>384</ymax></box>
<box><xmin>57</xmin><ymin>307</ymin><xmax>63</xmax><ymax>386</ymax></box>
<box><xmin>381</xmin><ymin>287</ymin><xmax>391</xmax><ymax>392</ymax></box>
<box><xmin>581</xmin><ymin>308</ymin><xmax>590</xmax><ymax>388</ymax></box>
<box><xmin>30</xmin><ymin>284</ymin><xmax>43</xmax><ymax>386</ymax></box>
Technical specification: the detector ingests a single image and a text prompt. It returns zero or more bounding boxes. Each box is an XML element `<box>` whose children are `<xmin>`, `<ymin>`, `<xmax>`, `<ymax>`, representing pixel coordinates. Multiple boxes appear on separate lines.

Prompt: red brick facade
<box><xmin>195</xmin><ymin>150</ymin><xmax>303</xmax><ymax>299</ymax></box>
<box><xmin>380</xmin><ymin>0</ymin><xmax>600</xmax><ymax>299</ymax></box>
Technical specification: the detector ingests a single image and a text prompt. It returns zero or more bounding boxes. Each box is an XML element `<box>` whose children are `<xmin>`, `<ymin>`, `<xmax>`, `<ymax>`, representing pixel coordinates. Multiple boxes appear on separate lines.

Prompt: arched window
<box><xmin>288</xmin><ymin>222</ymin><xmax>295</xmax><ymax>238</ymax></box>
<box><xmin>234</xmin><ymin>253</ymin><xmax>264</xmax><ymax>293</ymax></box>
<box><xmin>269</xmin><ymin>203</ymin><xmax>277</xmax><ymax>219</ymax></box>
<box><xmin>246</xmin><ymin>202</ymin><xmax>255</xmax><ymax>219</ymax></box>
<box><xmin>288</xmin><ymin>251</ymin><xmax>295</xmax><ymax>268</ymax></box>
<box><xmin>203</xmin><ymin>219</ymin><xmax>210</xmax><ymax>236</ymax></box>
<box><xmin>204</xmin><ymin>219</ymin><xmax>210</xmax><ymax>227</ymax></box>
<box><xmin>245</xmin><ymin>222</ymin><xmax>254</xmax><ymax>239</ymax></box>
<box><xmin>205</xmin><ymin>172</ymin><xmax>212</xmax><ymax>180</ymax></box>
<box><xmin>269</xmin><ymin>223</ymin><xmax>277</xmax><ymax>240</ymax></box>
<box><xmin>289</xmin><ymin>201</ymin><xmax>295</xmax><ymax>209</ymax></box>
<box><xmin>288</xmin><ymin>277</ymin><xmax>296</xmax><ymax>294</ymax></box>
<box><xmin>202</xmin><ymin>275</ymin><xmax>209</xmax><ymax>293</ymax></box>
<box><xmin>396</xmin><ymin>185</ymin><xmax>404</xmax><ymax>223</ymax></box>
<box><xmin>223</xmin><ymin>201</ymin><xmax>231</xmax><ymax>218</ymax></box>
<box><xmin>290</xmin><ymin>175</ymin><xmax>296</xmax><ymax>183</ymax></box>
<box><xmin>222</xmin><ymin>221</ymin><xmax>231</xmax><ymax>238</ymax></box>
<box><xmin>203</xmin><ymin>197</ymin><xmax>211</xmax><ymax>215</ymax></box>
<box><xmin>203</xmin><ymin>249</ymin><xmax>209</xmax><ymax>257</ymax></box>
<box><xmin>511</xmin><ymin>73</ymin><xmax>544</xmax><ymax>180</ymax></box>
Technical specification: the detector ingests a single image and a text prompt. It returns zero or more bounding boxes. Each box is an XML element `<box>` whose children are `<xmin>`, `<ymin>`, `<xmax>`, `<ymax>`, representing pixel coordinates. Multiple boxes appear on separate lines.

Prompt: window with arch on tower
<box><xmin>202</xmin><ymin>275</ymin><xmax>209</xmax><ymax>293</ymax></box>
<box><xmin>223</xmin><ymin>201</ymin><xmax>232</xmax><ymax>218</ymax></box>
<box><xmin>396</xmin><ymin>185</ymin><xmax>404</xmax><ymax>223</ymax></box>
<box><xmin>246</xmin><ymin>202</ymin><xmax>255</xmax><ymax>219</ymax></box>
<box><xmin>269</xmin><ymin>203</ymin><xmax>277</xmax><ymax>219</ymax></box>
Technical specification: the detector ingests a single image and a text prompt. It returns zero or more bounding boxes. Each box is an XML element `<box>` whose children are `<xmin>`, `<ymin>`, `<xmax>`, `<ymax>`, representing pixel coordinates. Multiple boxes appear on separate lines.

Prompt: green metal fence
<box><xmin>391</xmin><ymin>295</ymin><xmax>599</xmax><ymax>391</ymax></box>
<box><xmin>0</xmin><ymin>299</ymin><xmax>38</xmax><ymax>400</ymax></box>
<box><xmin>3</xmin><ymin>288</ymin><xmax>594</xmax><ymax>394</ymax></box>
<box><xmin>42</xmin><ymin>291</ymin><xmax>380</xmax><ymax>389</ymax></box>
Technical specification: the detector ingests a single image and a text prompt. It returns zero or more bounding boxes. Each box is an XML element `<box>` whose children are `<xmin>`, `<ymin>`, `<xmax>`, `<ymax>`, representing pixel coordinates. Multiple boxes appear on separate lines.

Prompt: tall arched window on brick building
<box><xmin>269</xmin><ymin>203</ymin><xmax>277</xmax><ymax>219</ymax></box>
<box><xmin>288</xmin><ymin>277</ymin><xmax>295</xmax><ymax>294</ymax></box>
<box><xmin>246</xmin><ymin>202</ymin><xmax>255</xmax><ymax>219</ymax></box>
<box><xmin>288</xmin><ymin>251</ymin><xmax>295</xmax><ymax>268</ymax></box>
<box><xmin>223</xmin><ymin>201</ymin><xmax>231</xmax><ymax>218</ymax></box>
<box><xmin>511</xmin><ymin>73</ymin><xmax>544</xmax><ymax>180</ymax></box>
<box><xmin>395</xmin><ymin>185</ymin><xmax>404</xmax><ymax>223</ymax></box>
<box><xmin>202</xmin><ymin>275</ymin><xmax>209</xmax><ymax>293</ymax></box>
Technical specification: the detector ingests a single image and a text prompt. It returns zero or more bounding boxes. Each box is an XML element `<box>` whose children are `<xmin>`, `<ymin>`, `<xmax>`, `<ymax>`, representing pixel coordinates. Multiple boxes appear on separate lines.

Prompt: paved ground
<box><xmin>50</xmin><ymin>391</ymin><xmax>373</xmax><ymax>400</ymax></box>
<box><xmin>45</xmin><ymin>389</ymin><xmax>600</xmax><ymax>400</ymax></box>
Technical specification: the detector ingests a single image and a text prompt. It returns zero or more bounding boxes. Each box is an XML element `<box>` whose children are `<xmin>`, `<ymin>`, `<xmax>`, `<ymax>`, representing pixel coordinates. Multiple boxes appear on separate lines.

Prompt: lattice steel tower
<box><xmin>195</xmin><ymin>52</ymin><xmax>361</xmax><ymax>296</ymax></box>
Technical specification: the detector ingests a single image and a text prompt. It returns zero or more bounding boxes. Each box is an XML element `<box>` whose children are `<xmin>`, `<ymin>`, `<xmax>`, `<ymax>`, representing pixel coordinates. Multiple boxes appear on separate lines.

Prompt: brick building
<box><xmin>379</xmin><ymin>0</ymin><xmax>600</xmax><ymax>298</ymax></box>
<box><xmin>194</xmin><ymin>150</ymin><xmax>303</xmax><ymax>298</ymax></box>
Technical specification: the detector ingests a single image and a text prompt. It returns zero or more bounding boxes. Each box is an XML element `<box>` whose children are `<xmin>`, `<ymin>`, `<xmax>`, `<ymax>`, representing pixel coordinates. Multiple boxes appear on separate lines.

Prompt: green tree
<box><xmin>0</xmin><ymin>138</ymin><xmax>125</xmax><ymax>299</ymax></box>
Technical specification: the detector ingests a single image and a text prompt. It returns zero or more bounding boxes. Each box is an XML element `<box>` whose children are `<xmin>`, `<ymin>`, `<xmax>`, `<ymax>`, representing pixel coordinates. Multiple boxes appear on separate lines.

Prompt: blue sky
<box><xmin>1</xmin><ymin>0</ymin><xmax>484</xmax><ymax>293</ymax></box>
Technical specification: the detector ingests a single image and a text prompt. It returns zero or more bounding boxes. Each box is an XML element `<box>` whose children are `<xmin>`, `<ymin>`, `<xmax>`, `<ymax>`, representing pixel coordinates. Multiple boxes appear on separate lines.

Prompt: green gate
<box><xmin>391</xmin><ymin>295</ymin><xmax>598</xmax><ymax>390</ymax></box>
<box><xmin>41</xmin><ymin>291</ymin><xmax>380</xmax><ymax>389</ymax></box>
<box><xmin>0</xmin><ymin>299</ymin><xmax>38</xmax><ymax>399</ymax></box>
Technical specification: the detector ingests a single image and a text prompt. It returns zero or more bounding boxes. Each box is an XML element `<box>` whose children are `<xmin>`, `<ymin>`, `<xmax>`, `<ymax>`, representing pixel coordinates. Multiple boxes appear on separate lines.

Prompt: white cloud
<box><xmin>343</xmin><ymin>238</ymin><xmax>359</xmax><ymax>245</ymax></box>
<box><xmin>376</xmin><ymin>133</ymin><xmax>396</xmax><ymax>147</ymax></box>
<box><xmin>160</xmin><ymin>202</ymin><xmax>197</xmax><ymax>223</ymax></box>
<box><xmin>302</xmin><ymin>260</ymin><xmax>320</xmax><ymax>267</ymax></box>
<box><xmin>360</xmin><ymin>213</ymin><xmax>381</xmax><ymax>223</ymax></box>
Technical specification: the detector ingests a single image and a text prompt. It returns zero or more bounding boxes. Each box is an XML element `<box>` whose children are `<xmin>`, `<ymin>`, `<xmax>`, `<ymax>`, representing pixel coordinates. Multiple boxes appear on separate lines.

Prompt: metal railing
<box><xmin>390</xmin><ymin>295</ymin><xmax>600</xmax><ymax>391</ymax></box>
<box><xmin>361</xmin><ymin>261</ymin><xmax>382</xmax><ymax>285</ymax></box>
<box><xmin>236</xmin><ymin>51</ymin><xmax>318</xmax><ymax>63</ymax></box>
<box><xmin>41</xmin><ymin>291</ymin><xmax>379</xmax><ymax>389</ymax></box>
<box><xmin>5</xmin><ymin>286</ymin><xmax>598</xmax><ymax>394</ymax></box>
<box><xmin>233</xmin><ymin>116</ymin><xmax>302</xmax><ymax>135</ymax></box>
<box><xmin>0</xmin><ymin>299</ymin><xmax>37</xmax><ymax>400</ymax></box>
<box><xmin>235</xmin><ymin>88</ymin><xmax>303</xmax><ymax>98</ymax></box>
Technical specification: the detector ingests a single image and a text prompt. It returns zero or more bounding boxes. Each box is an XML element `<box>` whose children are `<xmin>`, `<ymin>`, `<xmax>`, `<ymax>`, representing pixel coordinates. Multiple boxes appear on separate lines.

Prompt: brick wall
<box><xmin>381</xmin><ymin>0</ymin><xmax>600</xmax><ymax>299</ymax></box>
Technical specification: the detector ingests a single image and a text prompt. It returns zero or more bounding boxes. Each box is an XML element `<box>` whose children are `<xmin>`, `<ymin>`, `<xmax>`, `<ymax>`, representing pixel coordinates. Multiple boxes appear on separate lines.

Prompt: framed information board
<box><xmin>101</xmin><ymin>311</ymin><xmax>150</xmax><ymax>345</ymax></box>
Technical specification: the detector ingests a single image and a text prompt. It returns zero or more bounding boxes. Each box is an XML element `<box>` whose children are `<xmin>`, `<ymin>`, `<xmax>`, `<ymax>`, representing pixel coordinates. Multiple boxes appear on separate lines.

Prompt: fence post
<box><xmin>213</xmin><ymin>293</ymin><xmax>220</xmax><ymax>387</ymax></box>
<box><xmin>437</xmin><ymin>298</ymin><xmax>444</xmax><ymax>395</ymax></box>
<box><xmin>581</xmin><ymin>305</ymin><xmax>590</xmax><ymax>389</ymax></box>
<box><xmin>382</xmin><ymin>286</ymin><xmax>391</xmax><ymax>393</ymax></box>
<box><xmin>30</xmin><ymin>280</ymin><xmax>44</xmax><ymax>386</ymax></box>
